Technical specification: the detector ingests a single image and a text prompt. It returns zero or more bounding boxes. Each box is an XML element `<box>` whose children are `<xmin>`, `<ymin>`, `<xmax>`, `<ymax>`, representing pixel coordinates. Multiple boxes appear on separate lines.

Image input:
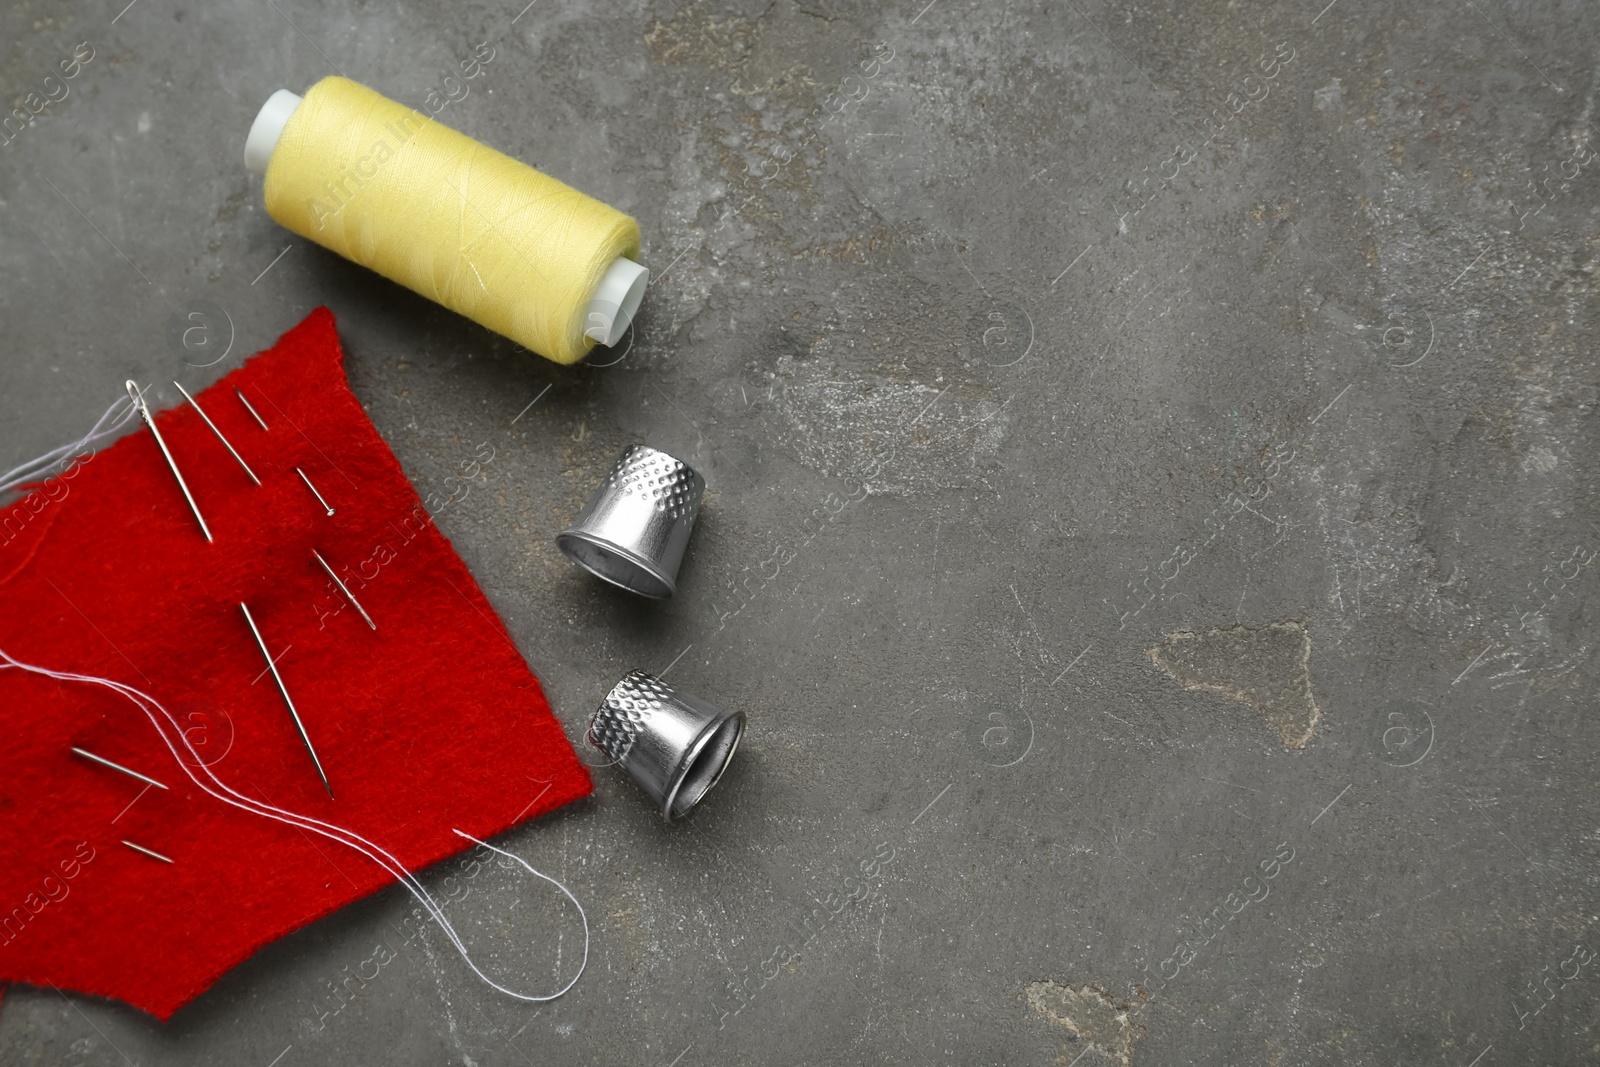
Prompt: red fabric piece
<box><xmin>0</xmin><ymin>309</ymin><xmax>590</xmax><ymax>1020</ymax></box>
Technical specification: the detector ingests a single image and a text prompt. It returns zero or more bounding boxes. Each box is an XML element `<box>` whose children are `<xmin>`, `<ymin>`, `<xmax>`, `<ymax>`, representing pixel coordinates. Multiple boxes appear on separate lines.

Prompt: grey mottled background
<box><xmin>1</xmin><ymin>0</ymin><xmax>1598</xmax><ymax>1064</ymax></box>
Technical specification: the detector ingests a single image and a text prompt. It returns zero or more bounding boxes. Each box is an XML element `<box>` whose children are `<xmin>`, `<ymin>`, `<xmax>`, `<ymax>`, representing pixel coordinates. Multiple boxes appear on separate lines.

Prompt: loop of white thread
<box><xmin>451</xmin><ymin>829</ymin><xmax>590</xmax><ymax>1000</ymax></box>
<box><xmin>0</xmin><ymin>648</ymin><xmax>588</xmax><ymax>1003</ymax></box>
<box><xmin>0</xmin><ymin>393</ymin><xmax>139</xmax><ymax>496</ymax></box>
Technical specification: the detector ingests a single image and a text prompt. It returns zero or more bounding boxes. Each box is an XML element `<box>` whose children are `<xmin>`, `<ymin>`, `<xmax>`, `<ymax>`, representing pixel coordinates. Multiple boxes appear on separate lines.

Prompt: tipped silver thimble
<box><xmin>589</xmin><ymin>670</ymin><xmax>745</xmax><ymax>821</ymax></box>
<box><xmin>557</xmin><ymin>444</ymin><xmax>705</xmax><ymax>598</ymax></box>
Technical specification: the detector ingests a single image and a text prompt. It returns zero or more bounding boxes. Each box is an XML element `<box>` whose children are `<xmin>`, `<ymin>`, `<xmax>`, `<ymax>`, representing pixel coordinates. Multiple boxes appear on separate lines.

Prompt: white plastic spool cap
<box><xmin>584</xmin><ymin>257</ymin><xmax>650</xmax><ymax>348</ymax></box>
<box><xmin>243</xmin><ymin>88</ymin><xmax>649</xmax><ymax>350</ymax></box>
<box><xmin>244</xmin><ymin>89</ymin><xmax>303</xmax><ymax>173</ymax></box>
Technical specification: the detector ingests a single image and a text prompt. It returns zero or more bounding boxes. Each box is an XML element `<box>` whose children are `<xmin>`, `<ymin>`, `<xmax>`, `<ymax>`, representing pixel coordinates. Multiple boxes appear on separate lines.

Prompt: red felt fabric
<box><xmin>0</xmin><ymin>309</ymin><xmax>590</xmax><ymax>1020</ymax></box>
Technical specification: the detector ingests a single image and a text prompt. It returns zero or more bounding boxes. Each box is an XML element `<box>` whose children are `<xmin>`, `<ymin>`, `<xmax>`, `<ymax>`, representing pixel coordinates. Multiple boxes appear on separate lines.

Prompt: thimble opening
<box><xmin>556</xmin><ymin>533</ymin><xmax>675</xmax><ymax>598</ymax></box>
<box><xmin>664</xmin><ymin>711</ymin><xmax>746</xmax><ymax>822</ymax></box>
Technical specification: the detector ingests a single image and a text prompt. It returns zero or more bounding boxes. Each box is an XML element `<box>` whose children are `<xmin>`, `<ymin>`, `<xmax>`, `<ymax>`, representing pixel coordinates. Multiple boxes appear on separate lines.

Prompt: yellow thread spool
<box><xmin>245</xmin><ymin>76</ymin><xmax>648</xmax><ymax>365</ymax></box>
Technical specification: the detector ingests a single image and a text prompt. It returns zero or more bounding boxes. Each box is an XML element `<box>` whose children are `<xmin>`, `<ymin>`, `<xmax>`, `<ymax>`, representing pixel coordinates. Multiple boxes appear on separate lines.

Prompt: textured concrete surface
<box><xmin>2</xmin><ymin>0</ymin><xmax>1598</xmax><ymax>1063</ymax></box>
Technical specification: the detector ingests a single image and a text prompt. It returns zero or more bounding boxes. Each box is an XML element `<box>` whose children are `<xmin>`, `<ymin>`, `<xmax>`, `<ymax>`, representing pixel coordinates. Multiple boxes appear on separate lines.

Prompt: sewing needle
<box><xmin>126</xmin><ymin>380</ymin><xmax>212</xmax><ymax>542</ymax></box>
<box><xmin>312</xmin><ymin>550</ymin><xmax>376</xmax><ymax>630</ymax></box>
<box><xmin>174</xmin><ymin>381</ymin><xmax>260</xmax><ymax>485</ymax></box>
<box><xmin>121</xmin><ymin>840</ymin><xmax>174</xmax><ymax>863</ymax></box>
<box><xmin>240</xmin><ymin>601</ymin><xmax>334</xmax><ymax>798</ymax></box>
<box><xmin>71</xmin><ymin>746</ymin><xmax>169</xmax><ymax>790</ymax></box>
<box><xmin>236</xmin><ymin>388</ymin><xmax>269</xmax><ymax>430</ymax></box>
<box><xmin>296</xmin><ymin>467</ymin><xmax>335</xmax><ymax>516</ymax></box>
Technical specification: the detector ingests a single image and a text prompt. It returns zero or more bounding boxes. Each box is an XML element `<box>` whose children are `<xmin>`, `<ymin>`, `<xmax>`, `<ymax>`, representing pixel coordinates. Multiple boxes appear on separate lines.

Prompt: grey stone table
<box><xmin>2</xmin><ymin>1</ymin><xmax>1597</xmax><ymax>1063</ymax></box>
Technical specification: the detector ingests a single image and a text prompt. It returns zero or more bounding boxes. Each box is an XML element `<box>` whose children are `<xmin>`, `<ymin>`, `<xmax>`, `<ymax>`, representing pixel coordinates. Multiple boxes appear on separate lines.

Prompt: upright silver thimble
<box><xmin>589</xmin><ymin>670</ymin><xmax>745</xmax><ymax>821</ymax></box>
<box><xmin>557</xmin><ymin>444</ymin><xmax>705</xmax><ymax>598</ymax></box>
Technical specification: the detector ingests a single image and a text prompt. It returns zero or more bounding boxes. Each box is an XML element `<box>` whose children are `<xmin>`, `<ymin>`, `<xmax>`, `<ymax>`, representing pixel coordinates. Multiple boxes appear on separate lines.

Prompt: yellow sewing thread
<box><xmin>263</xmin><ymin>76</ymin><xmax>640</xmax><ymax>365</ymax></box>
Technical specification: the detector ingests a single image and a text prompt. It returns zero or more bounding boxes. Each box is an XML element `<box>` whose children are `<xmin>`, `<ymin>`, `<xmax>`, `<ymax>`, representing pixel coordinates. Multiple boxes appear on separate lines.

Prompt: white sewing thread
<box><xmin>0</xmin><ymin>648</ymin><xmax>588</xmax><ymax>1002</ymax></box>
<box><xmin>0</xmin><ymin>392</ymin><xmax>139</xmax><ymax>496</ymax></box>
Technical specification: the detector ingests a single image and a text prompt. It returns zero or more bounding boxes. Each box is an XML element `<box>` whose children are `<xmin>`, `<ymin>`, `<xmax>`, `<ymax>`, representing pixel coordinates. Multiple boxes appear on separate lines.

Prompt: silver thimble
<box><xmin>557</xmin><ymin>445</ymin><xmax>705</xmax><ymax>598</ymax></box>
<box><xmin>589</xmin><ymin>670</ymin><xmax>745</xmax><ymax>821</ymax></box>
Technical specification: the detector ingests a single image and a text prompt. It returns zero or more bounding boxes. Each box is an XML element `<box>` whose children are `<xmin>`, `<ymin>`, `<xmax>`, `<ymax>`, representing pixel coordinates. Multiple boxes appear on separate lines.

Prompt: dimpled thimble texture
<box><xmin>607</xmin><ymin>444</ymin><xmax>700</xmax><ymax>521</ymax></box>
<box><xmin>588</xmin><ymin>669</ymin><xmax>669</xmax><ymax>763</ymax></box>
